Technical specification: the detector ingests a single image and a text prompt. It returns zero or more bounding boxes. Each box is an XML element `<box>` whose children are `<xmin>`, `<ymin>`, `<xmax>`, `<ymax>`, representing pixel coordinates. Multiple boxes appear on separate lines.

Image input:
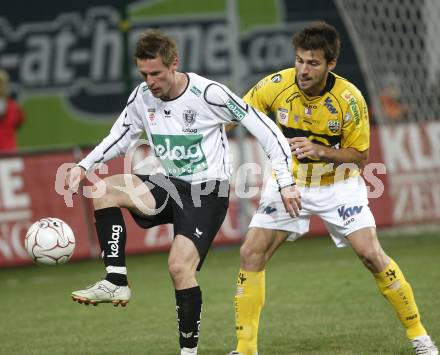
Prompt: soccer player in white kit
<box><xmin>64</xmin><ymin>29</ymin><xmax>301</xmax><ymax>355</ymax></box>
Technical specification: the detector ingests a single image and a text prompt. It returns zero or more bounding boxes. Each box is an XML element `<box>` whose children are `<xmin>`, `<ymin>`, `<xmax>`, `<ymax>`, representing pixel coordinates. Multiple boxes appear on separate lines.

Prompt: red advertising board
<box><xmin>379</xmin><ymin>122</ymin><xmax>440</xmax><ymax>224</ymax></box>
<box><xmin>3</xmin><ymin>124</ymin><xmax>435</xmax><ymax>269</ymax></box>
<box><xmin>0</xmin><ymin>153</ymin><xmax>94</xmax><ymax>267</ymax></box>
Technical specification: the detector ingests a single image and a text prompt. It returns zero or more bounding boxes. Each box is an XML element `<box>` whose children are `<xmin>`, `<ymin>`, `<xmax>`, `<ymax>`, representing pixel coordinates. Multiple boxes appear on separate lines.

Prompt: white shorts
<box><xmin>249</xmin><ymin>176</ymin><xmax>376</xmax><ymax>247</ymax></box>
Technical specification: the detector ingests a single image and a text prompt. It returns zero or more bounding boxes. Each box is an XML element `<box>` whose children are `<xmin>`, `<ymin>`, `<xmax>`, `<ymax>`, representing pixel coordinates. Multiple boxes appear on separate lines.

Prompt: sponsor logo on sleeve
<box><xmin>341</xmin><ymin>90</ymin><xmax>360</xmax><ymax>125</ymax></box>
<box><xmin>225</xmin><ymin>99</ymin><xmax>246</xmax><ymax>121</ymax></box>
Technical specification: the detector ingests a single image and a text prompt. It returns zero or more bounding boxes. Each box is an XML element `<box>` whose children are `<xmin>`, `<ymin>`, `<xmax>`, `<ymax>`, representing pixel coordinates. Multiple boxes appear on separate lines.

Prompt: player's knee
<box><xmin>239</xmin><ymin>242</ymin><xmax>266</xmax><ymax>270</ymax></box>
<box><xmin>168</xmin><ymin>259</ymin><xmax>190</xmax><ymax>281</ymax></box>
<box><xmin>92</xmin><ymin>179</ymin><xmax>119</xmax><ymax>210</ymax></box>
<box><xmin>358</xmin><ymin>247</ymin><xmax>387</xmax><ymax>271</ymax></box>
<box><xmin>240</xmin><ymin>242</ymin><xmax>257</xmax><ymax>260</ymax></box>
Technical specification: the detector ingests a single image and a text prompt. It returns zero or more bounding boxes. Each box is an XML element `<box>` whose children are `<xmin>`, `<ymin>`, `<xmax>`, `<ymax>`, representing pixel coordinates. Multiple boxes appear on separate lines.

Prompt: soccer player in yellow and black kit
<box><xmin>229</xmin><ymin>22</ymin><xmax>438</xmax><ymax>355</ymax></box>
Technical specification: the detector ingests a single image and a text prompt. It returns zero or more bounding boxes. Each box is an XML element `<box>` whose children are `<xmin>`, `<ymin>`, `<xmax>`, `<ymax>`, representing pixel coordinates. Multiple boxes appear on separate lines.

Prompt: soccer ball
<box><xmin>25</xmin><ymin>217</ymin><xmax>75</xmax><ymax>265</ymax></box>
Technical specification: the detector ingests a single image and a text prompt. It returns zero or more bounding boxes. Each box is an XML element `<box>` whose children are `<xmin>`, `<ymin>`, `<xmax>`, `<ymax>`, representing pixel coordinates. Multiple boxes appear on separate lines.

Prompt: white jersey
<box><xmin>79</xmin><ymin>72</ymin><xmax>293</xmax><ymax>187</ymax></box>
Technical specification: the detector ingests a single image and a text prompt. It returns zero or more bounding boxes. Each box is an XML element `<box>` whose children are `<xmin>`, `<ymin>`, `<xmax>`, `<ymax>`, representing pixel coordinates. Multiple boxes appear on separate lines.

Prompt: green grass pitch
<box><xmin>2</xmin><ymin>231</ymin><xmax>439</xmax><ymax>354</ymax></box>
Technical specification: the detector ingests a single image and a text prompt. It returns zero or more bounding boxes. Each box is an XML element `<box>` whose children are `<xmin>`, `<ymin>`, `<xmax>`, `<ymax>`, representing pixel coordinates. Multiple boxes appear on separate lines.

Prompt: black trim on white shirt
<box><xmin>126</xmin><ymin>85</ymin><xmax>141</xmax><ymax>107</ymax></box>
<box><xmin>204</xmin><ymin>83</ymin><xmax>250</xmax><ymax>121</ymax></box>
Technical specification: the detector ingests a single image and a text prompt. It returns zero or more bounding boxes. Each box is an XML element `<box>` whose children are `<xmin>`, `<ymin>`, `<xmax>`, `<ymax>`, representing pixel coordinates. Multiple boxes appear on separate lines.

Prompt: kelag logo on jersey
<box><xmin>152</xmin><ymin>134</ymin><xmax>208</xmax><ymax>176</ymax></box>
<box><xmin>226</xmin><ymin>99</ymin><xmax>246</xmax><ymax>121</ymax></box>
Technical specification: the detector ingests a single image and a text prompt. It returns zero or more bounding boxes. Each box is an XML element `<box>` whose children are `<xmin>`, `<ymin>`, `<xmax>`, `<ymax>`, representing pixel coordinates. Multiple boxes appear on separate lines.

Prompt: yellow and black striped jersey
<box><xmin>243</xmin><ymin>68</ymin><xmax>369</xmax><ymax>186</ymax></box>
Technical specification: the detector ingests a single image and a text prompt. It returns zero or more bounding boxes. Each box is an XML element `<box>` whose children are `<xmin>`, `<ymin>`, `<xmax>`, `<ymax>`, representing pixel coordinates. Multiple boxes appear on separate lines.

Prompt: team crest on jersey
<box><xmin>328</xmin><ymin>120</ymin><xmax>341</xmax><ymax>133</ymax></box>
<box><xmin>277</xmin><ymin>108</ymin><xmax>289</xmax><ymax>126</ymax></box>
<box><xmin>183</xmin><ymin>109</ymin><xmax>197</xmax><ymax>127</ymax></box>
<box><xmin>271</xmin><ymin>74</ymin><xmax>282</xmax><ymax>83</ymax></box>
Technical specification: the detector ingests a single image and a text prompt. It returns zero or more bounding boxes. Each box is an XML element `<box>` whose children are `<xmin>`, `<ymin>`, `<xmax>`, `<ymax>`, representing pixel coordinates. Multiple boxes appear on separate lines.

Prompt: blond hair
<box><xmin>134</xmin><ymin>29</ymin><xmax>178</xmax><ymax>67</ymax></box>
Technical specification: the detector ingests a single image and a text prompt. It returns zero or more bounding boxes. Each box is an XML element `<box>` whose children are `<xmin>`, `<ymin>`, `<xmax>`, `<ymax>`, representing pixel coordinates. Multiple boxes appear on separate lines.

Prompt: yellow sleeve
<box><xmin>242</xmin><ymin>76</ymin><xmax>276</xmax><ymax>115</ymax></box>
<box><xmin>341</xmin><ymin>89</ymin><xmax>370</xmax><ymax>151</ymax></box>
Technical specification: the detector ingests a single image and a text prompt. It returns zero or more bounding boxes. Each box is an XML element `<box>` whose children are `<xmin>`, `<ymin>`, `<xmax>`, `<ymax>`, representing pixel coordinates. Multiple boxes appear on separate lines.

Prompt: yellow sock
<box><xmin>234</xmin><ymin>269</ymin><xmax>265</xmax><ymax>355</ymax></box>
<box><xmin>374</xmin><ymin>259</ymin><xmax>426</xmax><ymax>340</ymax></box>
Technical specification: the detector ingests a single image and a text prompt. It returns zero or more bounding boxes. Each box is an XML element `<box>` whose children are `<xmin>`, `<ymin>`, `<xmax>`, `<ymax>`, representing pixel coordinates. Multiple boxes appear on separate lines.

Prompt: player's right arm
<box><xmin>64</xmin><ymin>86</ymin><xmax>144</xmax><ymax>192</ymax></box>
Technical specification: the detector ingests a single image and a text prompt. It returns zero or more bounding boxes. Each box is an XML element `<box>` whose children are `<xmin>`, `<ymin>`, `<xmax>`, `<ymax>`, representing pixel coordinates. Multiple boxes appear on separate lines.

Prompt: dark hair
<box><xmin>292</xmin><ymin>21</ymin><xmax>341</xmax><ymax>62</ymax></box>
<box><xmin>134</xmin><ymin>29</ymin><xmax>178</xmax><ymax>67</ymax></box>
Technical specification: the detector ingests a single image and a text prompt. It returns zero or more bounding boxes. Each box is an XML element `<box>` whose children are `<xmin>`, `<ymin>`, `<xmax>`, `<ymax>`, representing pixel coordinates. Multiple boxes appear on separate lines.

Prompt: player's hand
<box><xmin>64</xmin><ymin>165</ymin><xmax>86</xmax><ymax>194</ymax></box>
<box><xmin>280</xmin><ymin>184</ymin><xmax>301</xmax><ymax>218</ymax></box>
<box><xmin>288</xmin><ymin>137</ymin><xmax>322</xmax><ymax>160</ymax></box>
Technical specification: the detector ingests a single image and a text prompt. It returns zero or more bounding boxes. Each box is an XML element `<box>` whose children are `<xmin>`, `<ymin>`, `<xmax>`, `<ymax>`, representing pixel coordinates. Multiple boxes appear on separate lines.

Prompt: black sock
<box><xmin>94</xmin><ymin>207</ymin><xmax>128</xmax><ymax>286</ymax></box>
<box><xmin>175</xmin><ymin>286</ymin><xmax>202</xmax><ymax>349</ymax></box>
<box><xmin>105</xmin><ymin>273</ymin><xmax>127</xmax><ymax>286</ymax></box>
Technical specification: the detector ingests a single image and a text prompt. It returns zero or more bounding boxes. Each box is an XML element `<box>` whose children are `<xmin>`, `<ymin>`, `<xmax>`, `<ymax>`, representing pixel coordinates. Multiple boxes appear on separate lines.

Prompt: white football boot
<box><xmin>71</xmin><ymin>279</ymin><xmax>131</xmax><ymax>307</ymax></box>
<box><xmin>411</xmin><ymin>335</ymin><xmax>439</xmax><ymax>355</ymax></box>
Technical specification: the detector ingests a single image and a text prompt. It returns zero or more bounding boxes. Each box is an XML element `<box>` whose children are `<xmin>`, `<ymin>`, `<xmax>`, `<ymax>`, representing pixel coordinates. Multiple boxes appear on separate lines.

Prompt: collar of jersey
<box><xmin>295</xmin><ymin>71</ymin><xmax>336</xmax><ymax>99</ymax></box>
<box><xmin>160</xmin><ymin>72</ymin><xmax>190</xmax><ymax>102</ymax></box>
